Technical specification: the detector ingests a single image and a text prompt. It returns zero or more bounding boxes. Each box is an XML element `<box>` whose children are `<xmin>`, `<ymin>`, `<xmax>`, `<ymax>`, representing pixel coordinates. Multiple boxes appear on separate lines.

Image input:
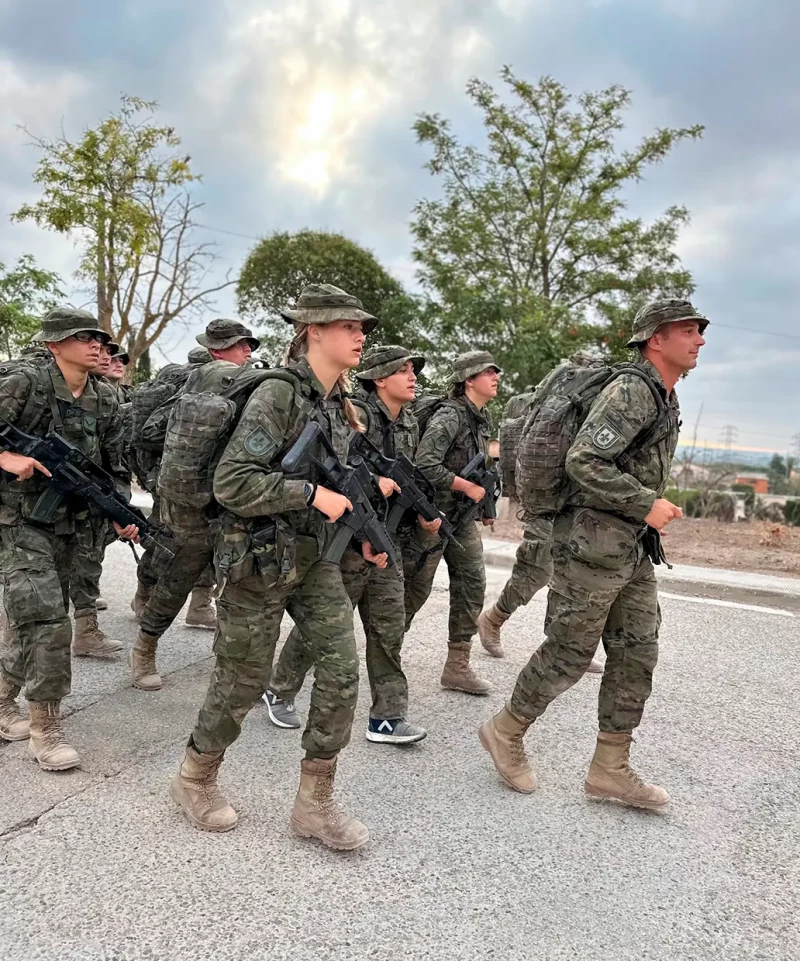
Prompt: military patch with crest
<box><xmin>244</xmin><ymin>427</ymin><xmax>277</xmax><ymax>459</ymax></box>
<box><xmin>592</xmin><ymin>424</ymin><xmax>621</xmax><ymax>450</ymax></box>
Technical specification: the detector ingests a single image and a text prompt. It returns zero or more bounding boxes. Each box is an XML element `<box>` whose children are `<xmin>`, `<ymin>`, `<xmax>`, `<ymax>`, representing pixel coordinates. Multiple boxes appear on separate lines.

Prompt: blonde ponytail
<box><xmin>286</xmin><ymin>324</ymin><xmax>364</xmax><ymax>432</ymax></box>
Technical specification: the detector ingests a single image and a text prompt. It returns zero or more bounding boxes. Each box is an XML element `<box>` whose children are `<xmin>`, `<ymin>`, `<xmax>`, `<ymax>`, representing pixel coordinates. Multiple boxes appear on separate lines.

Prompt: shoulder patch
<box><xmin>243</xmin><ymin>427</ymin><xmax>277</xmax><ymax>458</ymax></box>
<box><xmin>592</xmin><ymin>424</ymin><xmax>621</xmax><ymax>450</ymax></box>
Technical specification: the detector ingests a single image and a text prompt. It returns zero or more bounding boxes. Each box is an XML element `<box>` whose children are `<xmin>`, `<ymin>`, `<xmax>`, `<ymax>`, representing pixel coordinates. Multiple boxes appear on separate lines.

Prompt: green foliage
<box><xmin>237</xmin><ymin>230</ymin><xmax>429</xmax><ymax>363</ymax></box>
<box><xmin>783</xmin><ymin>500</ymin><xmax>800</xmax><ymax>527</ymax></box>
<box><xmin>411</xmin><ymin>67</ymin><xmax>702</xmax><ymax>399</ymax></box>
<box><xmin>12</xmin><ymin>95</ymin><xmax>228</xmax><ymax>378</ymax></box>
<box><xmin>0</xmin><ymin>255</ymin><xmax>64</xmax><ymax>359</ymax></box>
<box><xmin>767</xmin><ymin>453</ymin><xmax>790</xmax><ymax>494</ymax></box>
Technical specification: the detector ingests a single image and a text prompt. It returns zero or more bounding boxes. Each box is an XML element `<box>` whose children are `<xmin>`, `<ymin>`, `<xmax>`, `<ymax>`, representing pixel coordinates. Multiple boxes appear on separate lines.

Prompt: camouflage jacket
<box><xmin>565</xmin><ymin>360</ymin><xmax>680</xmax><ymax>524</ymax></box>
<box><xmin>0</xmin><ymin>361</ymin><xmax>129</xmax><ymax>530</ymax></box>
<box><xmin>352</xmin><ymin>392</ymin><xmax>419</xmax><ymax>460</ymax></box>
<box><xmin>415</xmin><ymin>394</ymin><xmax>492</xmax><ymax>516</ymax></box>
<box><xmin>213</xmin><ymin>357</ymin><xmax>352</xmax><ymax>541</ymax></box>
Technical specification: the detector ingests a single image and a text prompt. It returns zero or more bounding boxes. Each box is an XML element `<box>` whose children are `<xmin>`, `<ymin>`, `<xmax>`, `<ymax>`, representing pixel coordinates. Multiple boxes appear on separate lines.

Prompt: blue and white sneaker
<box><xmin>366</xmin><ymin>718</ymin><xmax>427</xmax><ymax>744</ymax></box>
<box><xmin>263</xmin><ymin>691</ymin><xmax>301</xmax><ymax>729</ymax></box>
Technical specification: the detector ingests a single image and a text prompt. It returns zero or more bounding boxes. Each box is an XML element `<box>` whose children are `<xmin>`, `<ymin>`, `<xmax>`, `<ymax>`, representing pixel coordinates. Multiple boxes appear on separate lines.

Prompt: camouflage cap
<box><xmin>196</xmin><ymin>318</ymin><xmax>260</xmax><ymax>351</ymax></box>
<box><xmin>626</xmin><ymin>298</ymin><xmax>709</xmax><ymax>349</ymax></box>
<box><xmin>355</xmin><ymin>344</ymin><xmax>425</xmax><ymax>382</ymax></box>
<box><xmin>280</xmin><ymin>283</ymin><xmax>378</xmax><ymax>335</ymax></box>
<box><xmin>449</xmin><ymin>350</ymin><xmax>502</xmax><ymax>383</ymax></box>
<box><xmin>187</xmin><ymin>346</ymin><xmax>213</xmax><ymax>365</ymax></box>
<box><xmin>107</xmin><ymin>344</ymin><xmax>130</xmax><ymax>365</ymax></box>
<box><xmin>39</xmin><ymin>307</ymin><xmax>111</xmax><ymax>345</ymax></box>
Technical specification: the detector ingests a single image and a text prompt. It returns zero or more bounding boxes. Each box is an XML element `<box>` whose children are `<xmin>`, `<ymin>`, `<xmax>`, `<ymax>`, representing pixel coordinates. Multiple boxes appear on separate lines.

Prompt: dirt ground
<box><xmin>489</xmin><ymin>514</ymin><xmax>800</xmax><ymax>578</ymax></box>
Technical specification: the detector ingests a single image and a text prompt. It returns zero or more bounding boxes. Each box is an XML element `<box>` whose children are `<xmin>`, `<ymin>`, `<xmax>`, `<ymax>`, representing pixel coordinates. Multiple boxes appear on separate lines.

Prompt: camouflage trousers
<box><xmin>0</xmin><ymin>522</ymin><xmax>74</xmax><ymax>702</ymax></box>
<box><xmin>139</xmin><ymin>500</ymin><xmax>217</xmax><ymax>640</ymax></box>
<box><xmin>403</xmin><ymin>518</ymin><xmax>485</xmax><ymax>649</ymax></box>
<box><xmin>271</xmin><ymin>543</ymin><xmax>408</xmax><ymax>720</ymax></box>
<box><xmin>510</xmin><ymin>509</ymin><xmax>660</xmax><ymax>733</ymax></box>
<box><xmin>495</xmin><ymin>514</ymin><xmax>554</xmax><ymax>618</ymax></box>
<box><xmin>137</xmin><ymin>494</ymin><xmax>214</xmax><ymax>595</ymax></box>
<box><xmin>192</xmin><ymin>540</ymin><xmax>358</xmax><ymax>759</ymax></box>
<box><xmin>69</xmin><ymin>509</ymin><xmax>115</xmax><ymax>615</ymax></box>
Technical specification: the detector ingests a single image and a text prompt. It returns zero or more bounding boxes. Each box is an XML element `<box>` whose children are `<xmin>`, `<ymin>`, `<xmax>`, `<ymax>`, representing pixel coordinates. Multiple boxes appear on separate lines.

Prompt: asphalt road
<box><xmin>1</xmin><ymin>543</ymin><xmax>797</xmax><ymax>961</ymax></box>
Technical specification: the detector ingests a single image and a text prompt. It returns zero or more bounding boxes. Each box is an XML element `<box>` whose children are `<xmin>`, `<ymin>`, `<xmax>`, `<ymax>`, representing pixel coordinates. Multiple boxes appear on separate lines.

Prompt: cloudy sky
<box><xmin>1</xmin><ymin>0</ymin><xmax>798</xmax><ymax>453</ymax></box>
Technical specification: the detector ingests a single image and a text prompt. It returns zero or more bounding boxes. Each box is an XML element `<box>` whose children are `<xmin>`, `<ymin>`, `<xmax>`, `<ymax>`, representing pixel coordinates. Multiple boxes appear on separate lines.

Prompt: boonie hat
<box><xmin>449</xmin><ymin>350</ymin><xmax>502</xmax><ymax>384</ymax></box>
<box><xmin>280</xmin><ymin>284</ymin><xmax>378</xmax><ymax>335</ymax></box>
<box><xmin>196</xmin><ymin>319</ymin><xmax>260</xmax><ymax>351</ymax></box>
<box><xmin>356</xmin><ymin>344</ymin><xmax>425</xmax><ymax>381</ymax></box>
<box><xmin>39</xmin><ymin>307</ymin><xmax>111</xmax><ymax>345</ymax></box>
<box><xmin>626</xmin><ymin>299</ymin><xmax>709</xmax><ymax>349</ymax></box>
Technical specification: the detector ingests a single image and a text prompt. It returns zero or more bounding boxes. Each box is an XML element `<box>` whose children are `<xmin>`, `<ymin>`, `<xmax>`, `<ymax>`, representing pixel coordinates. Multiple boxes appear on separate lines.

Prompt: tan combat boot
<box><xmin>185</xmin><ymin>585</ymin><xmax>217</xmax><ymax>630</ymax></box>
<box><xmin>440</xmin><ymin>646</ymin><xmax>491</xmax><ymax>695</ymax></box>
<box><xmin>585</xmin><ymin>732</ymin><xmax>669</xmax><ymax>810</ymax></box>
<box><xmin>477</xmin><ymin>604</ymin><xmax>509</xmax><ymax>658</ymax></box>
<box><xmin>131</xmin><ymin>631</ymin><xmax>162</xmax><ymax>691</ymax></box>
<box><xmin>130</xmin><ymin>583</ymin><xmax>151</xmax><ymax>621</ymax></box>
<box><xmin>170</xmin><ymin>745</ymin><xmax>238</xmax><ymax>832</ymax></box>
<box><xmin>478</xmin><ymin>704</ymin><xmax>536</xmax><ymax>793</ymax></box>
<box><xmin>0</xmin><ymin>677</ymin><xmax>30</xmax><ymax>741</ymax></box>
<box><xmin>28</xmin><ymin>701</ymin><xmax>80</xmax><ymax>771</ymax></box>
<box><xmin>73</xmin><ymin>611</ymin><xmax>124</xmax><ymax>657</ymax></box>
<box><xmin>291</xmin><ymin>757</ymin><xmax>369</xmax><ymax>851</ymax></box>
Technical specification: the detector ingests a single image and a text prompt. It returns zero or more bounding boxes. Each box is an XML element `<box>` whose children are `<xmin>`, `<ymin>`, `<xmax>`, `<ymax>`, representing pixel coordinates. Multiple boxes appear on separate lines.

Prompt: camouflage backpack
<box><xmin>515</xmin><ymin>362</ymin><xmax>665</xmax><ymax>515</ymax></box>
<box><xmin>412</xmin><ymin>391</ymin><xmax>456</xmax><ymax>438</ymax></box>
<box><xmin>498</xmin><ymin>389</ymin><xmax>537</xmax><ymax>502</ymax></box>
<box><xmin>129</xmin><ymin>365</ymin><xmax>194</xmax><ymax>490</ymax></box>
<box><xmin>156</xmin><ymin>365</ymin><xmax>300</xmax><ymax>510</ymax></box>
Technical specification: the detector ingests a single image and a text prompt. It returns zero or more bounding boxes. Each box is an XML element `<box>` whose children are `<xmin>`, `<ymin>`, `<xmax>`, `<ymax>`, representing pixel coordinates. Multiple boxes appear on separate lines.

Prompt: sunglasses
<box><xmin>73</xmin><ymin>331</ymin><xmax>108</xmax><ymax>345</ymax></box>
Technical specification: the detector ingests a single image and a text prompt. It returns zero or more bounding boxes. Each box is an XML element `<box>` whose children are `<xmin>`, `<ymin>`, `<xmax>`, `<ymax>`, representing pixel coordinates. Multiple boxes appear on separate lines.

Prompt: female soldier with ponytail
<box><xmin>170</xmin><ymin>284</ymin><xmax>386</xmax><ymax>851</ymax></box>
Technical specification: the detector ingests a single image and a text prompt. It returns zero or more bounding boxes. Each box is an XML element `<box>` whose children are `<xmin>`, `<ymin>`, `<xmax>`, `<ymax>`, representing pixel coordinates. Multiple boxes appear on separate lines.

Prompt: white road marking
<box><xmin>658</xmin><ymin>591</ymin><xmax>795</xmax><ymax>617</ymax></box>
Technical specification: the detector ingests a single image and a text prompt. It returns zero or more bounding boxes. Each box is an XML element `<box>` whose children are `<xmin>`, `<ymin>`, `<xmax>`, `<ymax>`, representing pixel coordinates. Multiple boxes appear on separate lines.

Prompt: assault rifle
<box><xmin>281</xmin><ymin>421</ymin><xmax>399</xmax><ymax>568</ymax></box>
<box><xmin>0</xmin><ymin>420</ymin><xmax>174</xmax><ymax>558</ymax></box>
<box><xmin>451</xmin><ymin>452</ymin><xmax>501</xmax><ymax>528</ymax></box>
<box><xmin>349</xmin><ymin>432</ymin><xmax>459</xmax><ymax>548</ymax></box>
<box><xmin>412</xmin><ymin>453</ymin><xmax>501</xmax><ymax>572</ymax></box>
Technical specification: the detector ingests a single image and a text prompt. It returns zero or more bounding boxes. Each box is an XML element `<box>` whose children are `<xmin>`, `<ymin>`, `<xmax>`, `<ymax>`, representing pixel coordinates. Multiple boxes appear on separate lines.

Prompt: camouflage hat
<box><xmin>196</xmin><ymin>318</ymin><xmax>260</xmax><ymax>351</ymax></box>
<box><xmin>39</xmin><ymin>307</ymin><xmax>111</xmax><ymax>345</ymax></box>
<box><xmin>280</xmin><ymin>283</ymin><xmax>378</xmax><ymax>335</ymax></box>
<box><xmin>626</xmin><ymin>298</ymin><xmax>709</xmax><ymax>349</ymax></box>
<box><xmin>107</xmin><ymin>344</ymin><xmax>130</xmax><ymax>365</ymax></box>
<box><xmin>449</xmin><ymin>350</ymin><xmax>502</xmax><ymax>383</ymax></box>
<box><xmin>355</xmin><ymin>344</ymin><xmax>425</xmax><ymax>382</ymax></box>
<box><xmin>187</xmin><ymin>346</ymin><xmax>213</xmax><ymax>365</ymax></box>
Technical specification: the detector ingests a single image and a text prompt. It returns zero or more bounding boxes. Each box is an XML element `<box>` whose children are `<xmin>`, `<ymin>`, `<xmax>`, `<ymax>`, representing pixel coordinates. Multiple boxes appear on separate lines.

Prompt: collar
<box><xmin>288</xmin><ymin>356</ymin><xmax>342</xmax><ymax>402</ymax></box>
<box><xmin>50</xmin><ymin>363</ymin><xmax>92</xmax><ymax>403</ymax></box>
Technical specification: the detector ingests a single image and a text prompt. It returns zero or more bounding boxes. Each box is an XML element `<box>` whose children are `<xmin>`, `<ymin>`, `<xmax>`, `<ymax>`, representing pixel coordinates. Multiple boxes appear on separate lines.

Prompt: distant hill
<box><xmin>675</xmin><ymin>444</ymin><xmax>782</xmax><ymax>469</ymax></box>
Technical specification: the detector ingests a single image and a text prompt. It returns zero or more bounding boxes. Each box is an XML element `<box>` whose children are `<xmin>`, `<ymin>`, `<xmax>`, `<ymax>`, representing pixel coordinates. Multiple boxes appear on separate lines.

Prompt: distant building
<box><xmin>734</xmin><ymin>473</ymin><xmax>769</xmax><ymax>495</ymax></box>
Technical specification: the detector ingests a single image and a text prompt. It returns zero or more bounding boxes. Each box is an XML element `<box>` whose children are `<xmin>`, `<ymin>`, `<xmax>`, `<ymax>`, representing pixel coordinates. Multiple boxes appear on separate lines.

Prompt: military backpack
<box><xmin>515</xmin><ymin>362</ymin><xmax>665</xmax><ymax>515</ymax></box>
<box><xmin>156</xmin><ymin>365</ymin><xmax>300</xmax><ymax>510</ymax></box>
<box><xmin>497</xmin><ymin>390</ymin><xmax>537</xmax><ymax>502</ymax></box>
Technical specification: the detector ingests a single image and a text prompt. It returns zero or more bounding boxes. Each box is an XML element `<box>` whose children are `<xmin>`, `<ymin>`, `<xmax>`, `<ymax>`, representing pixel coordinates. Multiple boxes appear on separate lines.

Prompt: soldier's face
<box><xmin>469</xmin><ymin>368</ymin><xmax>500</xmax><ymax>400</ymax></box>
<box><xmin>107</xmin><ymin>357</ymin><xmax>126</xmax><ymax>381</ymax></box>
<box><xmin>653</xmin><ymin>321</ymin><xmax>706</xmax><ymax>371</ymax></box>
<box><xmin>315</xmin><ymin>320</ymin><xmax>366</xmax><ymax>369</ymax></box>
<box><xmin>377</xmin><ymin>361</ymin><xmax>417</xmax><ymax>404</ymax></box>
<box><xmin>211</xmin><ymin>340</ymin><xmax>252</xmax><ymax>366</ymax></box>
<box><xmin>50</xmin><ymin>334</ymin><xmax>104</xmax><ymax>371</ymax></box>
<box><xmin>93</xmin><ymin>347</ymin><xmax>112</xmax><ymax>376</ymax></box>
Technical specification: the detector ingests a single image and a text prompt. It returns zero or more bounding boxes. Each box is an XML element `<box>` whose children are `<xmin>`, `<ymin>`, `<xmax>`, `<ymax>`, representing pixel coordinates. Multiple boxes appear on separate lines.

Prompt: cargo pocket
<box><xmin>567</xmin><ymin>509</ymin><xmax>638</xmax><ymax>592</ymax></box>
<box><xmin>214</xmin><ymin>524</ymin><xmax>254</xmax><ymax>585</ymax></box>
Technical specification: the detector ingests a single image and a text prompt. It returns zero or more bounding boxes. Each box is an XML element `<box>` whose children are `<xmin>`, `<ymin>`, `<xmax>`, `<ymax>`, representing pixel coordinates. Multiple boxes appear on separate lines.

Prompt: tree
<box><xmin>0</xmin><ymin>254</ymin><xmax>64</xmax><ymax>359</ymax></box>
<box><xmin>411</xmin><ymin>68</ymin><xmax>702</xmax><ymax>395</ymax></box>
<box><xmin>237</xmin><ymin>230</ymin><xmax>427</xmax><ymax>362</ymax></box>
<box><xmin>12</xmin><ymin>95</ymin><xmax>233</xmax><ymax>378</ymax></box>
<box><xmin>767</xmin><ymin>454</ymin><xmax>788</xmax><ymax>494</ymax></box>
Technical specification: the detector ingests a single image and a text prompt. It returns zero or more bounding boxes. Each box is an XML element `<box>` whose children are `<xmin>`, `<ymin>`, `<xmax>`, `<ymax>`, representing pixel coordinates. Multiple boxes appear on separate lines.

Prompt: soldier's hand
<box><xmin>644</xmin><ymin>498</ymin><xmax>684</xmax><ymax>532</ymax></box>
<box><xmin>0</xmin><ymin>452</ymin><xmax>51</xmax><ymax>482</ymax></box>
<box><xmin>461</xmin><ymin>480</ymin><xmax>485</xmax><ymax>503</ymax></box>
<box><xmin>481</xmin><ymin>517</ymin><xmax>494</xmax><ymax>527</ymax></box>
<box><xmin>417</xmin><ymin>514</ymin><xmax>442</xmax><ymax>533</ymax></box>
<box><xmin>312</xmin><ymin>486</ymin><xmax>353</xmax><ymax>523</ymax></box>
<box><xmin>362</xmin><ymin>541</ymin><xmax>389</xmax><ymax>569</ymax></box>
<box><xmin>114</xmin><ymin>522</ymin><xmax>140</xmax><ymax>543</ymax></box>
<box><xmin>377</xmin><ymin>476</ymin><xmax>401</xmax><ymax>498</ymax></box>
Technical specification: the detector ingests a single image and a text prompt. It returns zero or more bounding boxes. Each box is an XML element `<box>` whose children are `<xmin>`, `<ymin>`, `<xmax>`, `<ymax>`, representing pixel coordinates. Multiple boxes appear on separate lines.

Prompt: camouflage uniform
<box><xmin>271</xmin><ymin>345</ymin><xmax>425</xmax><ymax>721</ymax></box>
<box><xmin>403</xmin><ymin>351</ymin><xmax>499</xmax><ymax>651</ymax></box>
<box><xmin>0</xmin><ymin>310</ymin><xmax>127</xmax><ymax>703</ymax></box>
<box><xmin>509</xmin><ymin>358</ymin><xmax>682</xmax><ymax>731</ymax></box>
<box><xmin>191</xmin><ymin>290</ymin><xmax>379</xmax><ymax>761</ymax></box>
<box><xmin>137</xmin><ymin>320</ymin><xmax>261</xmax><ymax>647</ymax></box>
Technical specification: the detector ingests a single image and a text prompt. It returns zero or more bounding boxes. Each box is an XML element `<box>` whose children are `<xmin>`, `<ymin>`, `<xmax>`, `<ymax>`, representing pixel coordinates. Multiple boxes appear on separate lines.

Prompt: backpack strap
<box><xmin>605</xmin><ymin>366</ymin><xmax>667</xmax><ymax>456</ymax></box>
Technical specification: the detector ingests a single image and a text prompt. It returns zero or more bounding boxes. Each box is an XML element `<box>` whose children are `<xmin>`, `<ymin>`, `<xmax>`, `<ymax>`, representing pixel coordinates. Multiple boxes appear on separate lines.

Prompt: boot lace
<box><xmin>314</xmin><ymin>770</ymin><xmax>343</xmax><ymax>823</ymax></box>
<box><xmin>509</xmin><ymin>734</ymin><xmax>529</xmax><ymax>769</ymax></box>
<box><xmin>41</xmin><ymin>713</ymin><xmax>70</xmax><ymax>748</ymax></box>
